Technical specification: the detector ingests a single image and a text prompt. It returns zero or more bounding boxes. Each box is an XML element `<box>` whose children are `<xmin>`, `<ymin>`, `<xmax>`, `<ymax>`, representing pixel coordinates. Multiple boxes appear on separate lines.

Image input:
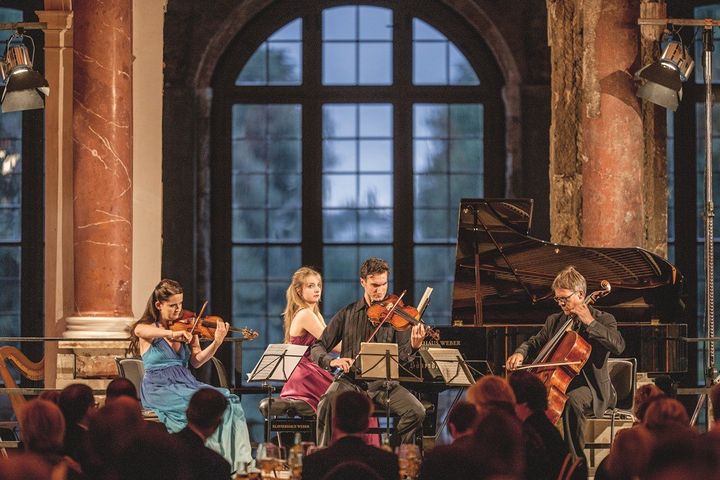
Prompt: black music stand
<box><xmin>358</xmin><ymin>342</ymin><xmax>400</xmax><ymax>441</ymax></box>
<box><xmin>247</xmin><ymin>343</ymin><xmax>307</xmax><ymax>442</ymax></box>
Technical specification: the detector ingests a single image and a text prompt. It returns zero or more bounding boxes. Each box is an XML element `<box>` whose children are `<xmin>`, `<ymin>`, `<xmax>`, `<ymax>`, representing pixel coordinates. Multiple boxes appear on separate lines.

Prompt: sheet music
<box><xmin>417</xmin><ymin>287</ymin><xmax>433</xmax><ymax>316</ymax></box>
<box><xmin>426</xmin><ymin>347</ymin><xmax>473</xmax><ymax>386</ymax></box>
<box><xmin>247</xmin><ymin>343</ymin><xmax>307</xmax><ymax>382</ymax></box>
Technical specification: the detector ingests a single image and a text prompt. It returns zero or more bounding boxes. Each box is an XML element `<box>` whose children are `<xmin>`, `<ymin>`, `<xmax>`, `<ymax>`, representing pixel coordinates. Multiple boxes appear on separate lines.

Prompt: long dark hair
<box><xmin>128</xmin><ymin>279</ymin><xmax>183</xmax><ymax>356</ymax></box>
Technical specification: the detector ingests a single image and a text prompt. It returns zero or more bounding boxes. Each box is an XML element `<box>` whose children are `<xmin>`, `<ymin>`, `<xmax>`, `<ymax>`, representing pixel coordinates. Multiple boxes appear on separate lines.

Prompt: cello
<box><xmin>515</xmin><ymin>280</ymin><xmax>612</xmax><ymax>424</ymax></box>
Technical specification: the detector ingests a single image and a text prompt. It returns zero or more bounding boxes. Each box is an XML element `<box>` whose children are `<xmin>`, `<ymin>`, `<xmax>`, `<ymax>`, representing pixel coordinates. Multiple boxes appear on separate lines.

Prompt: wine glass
<box><xmin>397</xmin><ymin>444</ymin><xmax>421</xmax><ymax>479</ymax></box>
<box><xmin>256</xmin><ymin>443</ymin><xmax>282</xmax><ymax>478</ymax></box>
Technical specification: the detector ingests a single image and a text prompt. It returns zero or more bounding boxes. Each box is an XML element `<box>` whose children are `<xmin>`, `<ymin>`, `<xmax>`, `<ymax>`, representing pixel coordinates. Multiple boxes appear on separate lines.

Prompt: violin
<box><xmin>169</xmin><ymin>310</ymin><xmax>259</xmax><ymax>341</ymax></box>
<box><xmin>367</xmin><ymin>294</ymin><xmax>440</xmax><ymax>341</ymax></box>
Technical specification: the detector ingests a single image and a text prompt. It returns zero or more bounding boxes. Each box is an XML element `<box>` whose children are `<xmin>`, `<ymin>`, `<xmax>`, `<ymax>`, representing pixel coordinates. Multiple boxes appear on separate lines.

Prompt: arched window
<box><xmin>212</xmin><ymin>1</ymin><xmax>504</xmax><ymax>438</ymax></box>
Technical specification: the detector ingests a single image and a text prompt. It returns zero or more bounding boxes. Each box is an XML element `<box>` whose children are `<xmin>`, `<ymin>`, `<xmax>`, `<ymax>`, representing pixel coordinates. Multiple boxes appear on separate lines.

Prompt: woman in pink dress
<box><xmin>279</xmin><ymin>266</ymin><xmax>334</xmax><ymax>409</ymax></box>
<box><xmin>280</xmin><ymin>267</ymin><xmax>380</xmax><ymax>445</ymax></box>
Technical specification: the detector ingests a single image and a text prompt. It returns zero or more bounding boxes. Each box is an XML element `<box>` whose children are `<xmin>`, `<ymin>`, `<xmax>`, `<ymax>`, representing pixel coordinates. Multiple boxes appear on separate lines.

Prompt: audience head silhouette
<box><xmin>19</xmin><ymin>399</ymin><xmax>65</xmax><ymax>454</ymax></box>
<box><xmin>106</xmin><ymin>377</ymin><xmax>138</xmax><ymax>402</ymax></box>
<box><xmin>332</xmin><ymin>390</ymin><xmax>373</xmax><ymax>435</ymax></box>
<box><xmin>447</xmin><ymin>401</ymin><xmax>478</xmax><ymax>439</ymax></box>
<box><xmin>467</xmin><ymin>375</ymin><xmax>516</xmax><ymax>415</ymax></box>
<box><xmin>186</xmin><ymin>387</ymin><xmax>228</xmax><ymax>438</ymax></box>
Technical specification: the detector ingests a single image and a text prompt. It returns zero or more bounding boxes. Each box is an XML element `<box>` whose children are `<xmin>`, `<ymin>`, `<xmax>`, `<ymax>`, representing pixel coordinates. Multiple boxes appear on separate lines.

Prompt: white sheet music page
<box><xmin>417</xmin><ymin>287</ymin><xmax>433</xmax><ymax>315</ymax></box>
<box><xmin>247</xmin><ymin>343</ymin><xmax>308</xmax><ymax>382</ymax></box>
<box><xmin>426</xmin><ymin>347</ymin><xmax>472</xmax><ymax>386</ymax></box>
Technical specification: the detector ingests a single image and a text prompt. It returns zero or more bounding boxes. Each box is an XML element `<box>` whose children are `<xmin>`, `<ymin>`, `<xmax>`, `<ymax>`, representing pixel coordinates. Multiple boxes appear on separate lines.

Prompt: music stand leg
<box><xmin>263</xmin><ymin>382</ymin><xmax>275</xmax><ymax>443</ymax></box>
<box><xmin>385</xmin><ymin>350</ymin><xmax>391</xmax><ymax>444</ymax></box>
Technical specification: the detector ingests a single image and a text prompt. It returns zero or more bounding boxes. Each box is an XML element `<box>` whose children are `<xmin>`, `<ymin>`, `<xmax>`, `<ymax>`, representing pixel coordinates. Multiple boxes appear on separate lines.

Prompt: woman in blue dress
<box><xmin>129</xmin><ymin>279</ymin><xmax>252</xmax><ymax>472</ymax></box>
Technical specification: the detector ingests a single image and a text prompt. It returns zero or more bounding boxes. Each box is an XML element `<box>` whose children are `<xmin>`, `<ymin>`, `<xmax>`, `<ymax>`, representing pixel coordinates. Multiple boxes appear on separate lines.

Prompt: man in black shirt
<box><xmin>311</xmin><ymin>257</ymin><xmax>426</xmax><ymax>446</ymax></box>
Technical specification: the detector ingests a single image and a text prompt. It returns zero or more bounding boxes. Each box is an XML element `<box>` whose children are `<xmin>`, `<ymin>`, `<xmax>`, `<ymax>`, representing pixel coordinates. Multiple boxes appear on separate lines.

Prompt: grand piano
<box><xmin>432</xmin><ymin>198</ymin><xmax>687</xmax><ymax>376</ymax></box>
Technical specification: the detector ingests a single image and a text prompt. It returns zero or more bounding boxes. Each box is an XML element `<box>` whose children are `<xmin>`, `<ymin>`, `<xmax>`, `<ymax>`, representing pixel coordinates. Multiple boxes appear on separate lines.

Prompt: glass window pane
<box><xmin>415</xmin><ymin>209</ymin><xmax>452</xmax><ymax>242</ymax></box>
<box><xmin>233</xmin><ymin>140</ymin><xmax>266</xmax><ymax>173</ymax></box>
<box><xmin>324</xmin><ymin>246</ymin><xmax>359</xmax><ymax>280</ymax></box>
<box><xmin>268</xmin><ymin>105</ymin><xmax>302</xmax><ymax>137</ymax></box>
<box><xmin>323</xmin><ymin>281</ymin><xmax>359</xmax><ymax>318</ymax></box>
<box><xmin>323</xmin><ymin>6</ymin><xmax>357</xmax><ymax>41</ymax></box>
<box><xmin>268</xmin><ymin>247</ymin><xmax>301</xmax><ymax>279</ymax></box>
<box><xmin>359</xmin><ymin>140</ymin><xmax>392</xmax><ymax>172</ymax></box>
<box><xmin>323</xmin><ymin>43</ymin><xmax>357</xmax><ymax>84</ymax></box>
<box><xmin>415</xmin><ymin>174</ymin><xmax>448</xmax><ymax>207</ymax></box>
<box><xmin>233</xmin><ymin>105</ymin><xmax>267</xmax><ymax>139</ymax></box>
<box><xmin>267</xmin><ymin>174</ymin><xmax>300</xmax><ymax>208</ymax></box>
<box><xmin>233</xmin><ymin>281</ymin><xmax>266</xmax><ymax>315</ymax></box>
<box><xmin>0</xmin><ymin>173</ymin><xmax>20</xmax><ymax>206</ymax></box>
<box><xmin>414</xmin><ymin>139</ymin><xmax>448</xmax><ymax>173</ymax></box>
<box><xmin>413</xmin><ymin>18</ymin><xmax>445</xmax><ymax>41</ymax></box>
<box><xmin>233</xmin><ymin>247</ymin><xmax>267</xmax><ymax>280</ymax></box>
<box><xmin>359</xmin><ymin>6</ymin><xmax>392</xmax><ymax>41</ymax></box>
<box><xmin>414</xmin><ymin>43</ymin><xmax>447</xmax><ymax>85</ymax></box>
<box><xmin>450</xmin><ymin>173</ymin><xmax>482</xmax><ymax>207</ymax></box>
<box><xmin>414</xmin><ymin>105</ymin><xmax>448</xmax><ymax>137</ymax></box>
<box><xmin>232</xmin><ymin>209</ymin><xmax>266</xmax><ymax>242</ymax></box>
<box><xmin>324</xmin><ymin>105</ymin><xmax>357</xmax><ymax>138</ymax></box>
<box><xmin>449</xmin><ymin>139</ymin><xmax>482</xmax><ymax>173</ymax></box>
<box><xmin>268</xmin><ymin>209</ymin><xmax>301</xmax><ymax>241</ymax></box>
<box><xmin>324</xmin><ymin>174</ymin><xmax>358</xmax><ymax>207</ymax></box>
<box><xmin>268</xmin><ymin>42</ymin><xmax>302</xmax><ymax>85</ymax></box>
<box><xmin>323</xmin><ymin>209</ymin><xmax>358</xmax><ymax>242</ymax></box>
<box><xmin>359</xmin><ymin>174</ymin><xmax>392</xmax><ymax>207</ymax></box>
<box><xmin>449</xmin><ymin>43</ymin><xmax>480</xmax><ymax>85</ymax></box>
<box><xmin>324</xmin><ymin>140</ymin><xmax>357</xmax><ymax>172</ymax></box>
<box><xmin>450</xmin><ymin>104</ymin><xmax>483</xmax><ymax>137</ymax></box>
<box><xmin>359</xmin><ymin>43</ymin><xmax>392</xmax><ymax>85</ymax></box>
<box><xmin>270</xmin><ymin>19</ymin><xmax>302</xmax><ymax>41</ymax></box>
<box><xmin>233</xmin><ymin>174</ymin><xmax>266</xmax><ymax>207</ymax></box>
<box><xmin>359</xmin><ymin>105</ymin><xmax>392</xmax><ymax>137</ymax></box>
<box><xmin>359</xmin><ymin>209</ymin><xmax>392</xmax><ymax>242</ymax></box>
<box><xmin>268</xmin><ymin>140</ymin><xmax>301</xmax><ymax>173</ymax></box>
<box><xmin>236</xmin><ymin>45</ymin><xmax>267</xmax><ymax>85</ymax></box>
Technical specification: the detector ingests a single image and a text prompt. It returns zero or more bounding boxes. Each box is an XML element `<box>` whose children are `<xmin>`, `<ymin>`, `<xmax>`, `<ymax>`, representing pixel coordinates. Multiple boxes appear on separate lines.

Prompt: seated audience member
<box><xmin>447</xmin><ymin>401</ymin><xmax>478</xmax><ymax>442</ymax></box>
<box><xmin>643</xmin><ymin>396</ymin><xmax>690</xmax><ymax>435</ymax></box>
<box><xmin>302</xmin><ymin>391</ymin><xmax>399</xmax><ymax>480</ymax></box>
<box><xmin>172</xmin><ymin>388</ymin><xmax>232</xmax><ymax>480</ymax></box>
<box><xmin>19</xmin><ymin>399</ymin><xmax>83</xmax><ymax>479</ymax></box>
<box><xmin>82</xmin><ymin>396</ymin><xmax>148</xmax><ymax>479</ymax></box>
<box><xmin>596</xmin><ymin>426</ymin><xmax>654</xmax><ymax>480</ymax></box>
<box><xmin>633</xmin><ymin>383</ymin><xmax>664</xmax><ymax>424</ymax></box>
<box><xmin>644</xmin><ymin>428</ymin><xmax>719</xmax><ymax>479</ymax></box>
<box><xmin>116</xmin><ymin>428</ymin><xmax>192</xmax><ymax>480</ymax></box>
<box><xmin>419</xmin><ymin>409</ymin><xmax>524</xmax><ymax>480</ymax></box>
<box><xmin>653</xmin><ymin>374</ymin><xmax>676</xmax><ymax>398</ymax></box>
<box><xmin>105</xmin><ymin>377</ymin><xmax>138</xmax><ymax>403</ymax></box>
<box><xmin>59</xmin><ymin>383</ymin><xmax>96</xmax><ymax>462</ymax></box>
<box><xmin>509</xmin><ymin>371</ymin><xmax>572</xmax><ymax>480</ymax></box>
<box><xmin>466</xmin><ymin>375</ymin><xmax>516</xmax><ymax>416</ymax></box>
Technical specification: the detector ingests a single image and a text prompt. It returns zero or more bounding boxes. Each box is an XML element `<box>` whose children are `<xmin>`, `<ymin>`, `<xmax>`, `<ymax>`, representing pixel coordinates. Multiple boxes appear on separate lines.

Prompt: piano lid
<box><xmin>451</xmin><ymin>199</ymin><xmax>685</xmax><ymax>325</ymax></box>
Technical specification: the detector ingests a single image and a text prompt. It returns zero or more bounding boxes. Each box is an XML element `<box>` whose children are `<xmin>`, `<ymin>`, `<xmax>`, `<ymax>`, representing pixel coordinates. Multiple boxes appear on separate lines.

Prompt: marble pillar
<box><xmin>64</xmin><ymin>0</ymin><xmax>134</xmax><ymax>379</ymax></box>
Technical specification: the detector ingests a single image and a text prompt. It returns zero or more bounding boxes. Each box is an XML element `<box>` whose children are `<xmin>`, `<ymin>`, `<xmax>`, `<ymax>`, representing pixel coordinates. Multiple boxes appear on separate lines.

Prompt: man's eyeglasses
<box><xmin>553</xmin><ymin>291</ymin><xmax>578</xmax><ymax>304</ymax></box>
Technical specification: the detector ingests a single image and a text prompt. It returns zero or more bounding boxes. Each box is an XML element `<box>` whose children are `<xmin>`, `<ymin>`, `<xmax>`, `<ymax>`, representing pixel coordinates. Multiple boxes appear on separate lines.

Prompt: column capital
<box><xmin>36</xmin><ymin>10</ymin><xmax>73</xmax><ymax>48</ymax></box>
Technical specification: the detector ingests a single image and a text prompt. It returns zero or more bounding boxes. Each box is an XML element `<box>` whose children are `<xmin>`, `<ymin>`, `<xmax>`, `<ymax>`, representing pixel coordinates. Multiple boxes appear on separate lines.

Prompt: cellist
<box><xmin>505</xmin><ymin>266</ymin><xmax>625</xmax><ymax>462</ymax></box>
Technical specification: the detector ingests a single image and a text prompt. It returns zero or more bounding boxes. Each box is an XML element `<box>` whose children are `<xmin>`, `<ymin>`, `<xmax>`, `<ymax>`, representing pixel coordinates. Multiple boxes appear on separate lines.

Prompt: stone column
<box><xmin>63</xmin><ymin>0</ymin><xmax>134</xmax><ymax>381</ymax></box>
<box><xmin>581</xmin><ymin>0</ymin><xmax>644</xmax><ymax>247</ymax></box>
<box><xmin>37</xmin><ymin>7</ymin><xmax>74</xmax><ymax>388</ymax></box>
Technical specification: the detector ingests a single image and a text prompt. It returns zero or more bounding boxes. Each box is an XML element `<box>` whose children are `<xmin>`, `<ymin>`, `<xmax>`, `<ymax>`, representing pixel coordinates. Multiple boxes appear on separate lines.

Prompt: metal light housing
<box><xmin>636</xmin><ymin>41</ymin><xmax>694</xmax><ymax>111</ymax></box>
<box><xmin>0</xmin><ymin>34</ymin><xmax>49</xmax><ymax>113</ymax></box>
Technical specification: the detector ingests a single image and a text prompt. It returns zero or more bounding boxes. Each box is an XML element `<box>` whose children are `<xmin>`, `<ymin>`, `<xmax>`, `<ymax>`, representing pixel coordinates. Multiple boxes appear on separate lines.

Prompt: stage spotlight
<box><xmin>0</xmin><ymin>30</ymin><xmax>49</xmax><ymax>113</ymax></box>
<box><xmin>635</xmin><ymin>41</ymin><xmax>694</xmax><ymax>111</ymax></box>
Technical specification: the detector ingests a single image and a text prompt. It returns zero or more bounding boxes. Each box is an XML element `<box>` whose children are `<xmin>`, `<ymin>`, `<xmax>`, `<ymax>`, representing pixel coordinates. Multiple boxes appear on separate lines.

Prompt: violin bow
<box><xmin>188</xmin><ymin>300</ymin><xmax>208</xmax><ymax>336</ymax></box>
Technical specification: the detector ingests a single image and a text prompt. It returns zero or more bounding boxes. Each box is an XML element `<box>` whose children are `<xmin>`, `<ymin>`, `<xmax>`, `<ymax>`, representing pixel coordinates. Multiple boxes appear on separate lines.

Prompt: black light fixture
<box><xmin>0</xmin><ymin>29</ymin><xmax>49</xmax><ymax>113</ymax></box>
<box><xmin>635</xmin><ymin>40</ymin><xmax>694</xmax><ymax>111</ymax></box>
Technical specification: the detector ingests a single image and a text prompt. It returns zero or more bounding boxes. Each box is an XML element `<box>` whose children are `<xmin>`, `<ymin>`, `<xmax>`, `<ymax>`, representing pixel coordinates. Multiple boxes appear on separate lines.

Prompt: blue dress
<box><xmin>140</xmin><ymin>337</ymin><xmax>252</xmax><ymax>472</ymax></box>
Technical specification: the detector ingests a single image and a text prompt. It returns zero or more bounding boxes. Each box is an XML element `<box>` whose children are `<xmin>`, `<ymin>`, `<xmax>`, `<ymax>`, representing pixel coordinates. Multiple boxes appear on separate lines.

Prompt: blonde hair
<box><xmin>551</xmin><ymin>265</ymin><xmax>586</xmax><ymax>295</ymax></box>
<box><xmin>283</xmin><ymin>267</ymin><xmax>324</xmax><ymax>342</ymax></box>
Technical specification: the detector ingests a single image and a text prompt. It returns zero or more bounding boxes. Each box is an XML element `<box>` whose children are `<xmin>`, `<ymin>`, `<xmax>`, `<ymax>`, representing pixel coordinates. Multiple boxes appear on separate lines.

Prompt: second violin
<box><xmin>367</xmin><ymin>292</ymin><xmax>440</xmax><ymax>341</ymax></box>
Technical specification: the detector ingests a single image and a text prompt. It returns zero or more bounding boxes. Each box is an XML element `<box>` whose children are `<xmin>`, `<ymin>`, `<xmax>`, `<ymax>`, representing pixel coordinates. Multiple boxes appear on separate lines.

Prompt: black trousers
<box><xmin>316</xmin><ymin>378</ymin><xmax>426</xmax><ymax>447</ymax></box>
<box><xmin>562</xmin><ymin>384</ymin><xmax>593</xmax><ymax>462</ymax></box>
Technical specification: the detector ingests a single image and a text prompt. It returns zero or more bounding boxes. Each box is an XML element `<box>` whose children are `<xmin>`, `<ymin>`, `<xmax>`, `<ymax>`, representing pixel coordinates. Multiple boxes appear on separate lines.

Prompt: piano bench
<box><xmin>258</xmin><ymin>397</ymin><xmax>317</xmax><ymax>444</ymax></box>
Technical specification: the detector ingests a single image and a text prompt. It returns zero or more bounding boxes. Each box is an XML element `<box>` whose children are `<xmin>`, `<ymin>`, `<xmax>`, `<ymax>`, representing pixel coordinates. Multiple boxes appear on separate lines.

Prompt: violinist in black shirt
<box><xmin>311</xmin><ymin>257</ymin><xmax>426</xmax><ymax>447</ymax></box>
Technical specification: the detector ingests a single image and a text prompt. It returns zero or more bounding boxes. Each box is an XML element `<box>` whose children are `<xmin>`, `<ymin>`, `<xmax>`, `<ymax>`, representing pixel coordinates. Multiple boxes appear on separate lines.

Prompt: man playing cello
<box><xmin>505</xmin><ymin>266</ymin><xmax>625</xmax><ymax>461</ymax></box>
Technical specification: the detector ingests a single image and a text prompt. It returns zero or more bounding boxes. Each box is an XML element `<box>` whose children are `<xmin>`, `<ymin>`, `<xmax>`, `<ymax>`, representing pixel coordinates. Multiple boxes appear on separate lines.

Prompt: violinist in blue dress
<box><xmin>129</xmin><ymin>279</ymin><xmax>252</xmax><ymax>472</ymax></box>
